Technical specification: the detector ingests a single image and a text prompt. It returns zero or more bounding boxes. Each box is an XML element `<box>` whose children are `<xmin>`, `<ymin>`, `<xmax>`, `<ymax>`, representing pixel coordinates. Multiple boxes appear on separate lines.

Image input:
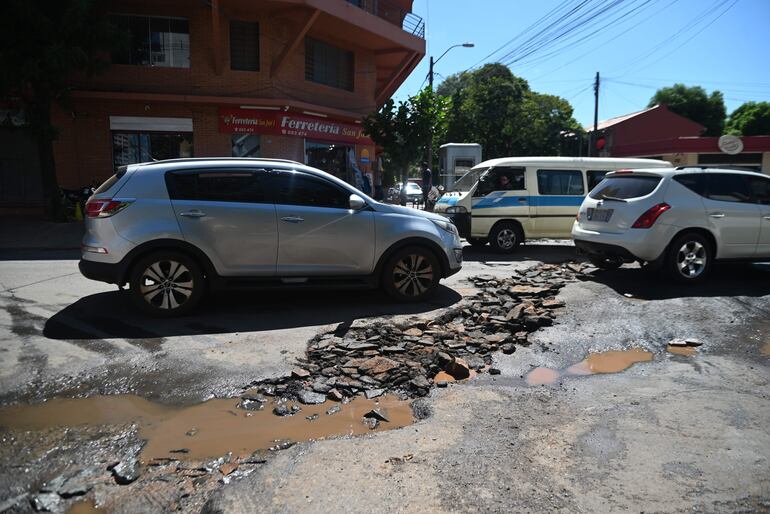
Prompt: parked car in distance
<box><xmin>80</xmin><ymin>158</ymin><xmax>463</xmax><ymax>316</ymax></box>
<box><xmin>572</xmin><ymin>166</ymin><xmax>770</xmax><ymax>282</ymax></box>
<box><xmin>402</xmin><ymin>181</ymin><xmax>424</xmax><ymax>205</ymax></box>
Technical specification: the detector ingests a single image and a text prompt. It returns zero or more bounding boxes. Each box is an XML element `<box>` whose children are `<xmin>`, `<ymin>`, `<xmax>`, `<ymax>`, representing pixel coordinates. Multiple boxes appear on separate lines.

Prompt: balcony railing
<box><xmin>346</xmin><ymin>0</ymin><xmax>425</xmax><ymax>39</ymax></box>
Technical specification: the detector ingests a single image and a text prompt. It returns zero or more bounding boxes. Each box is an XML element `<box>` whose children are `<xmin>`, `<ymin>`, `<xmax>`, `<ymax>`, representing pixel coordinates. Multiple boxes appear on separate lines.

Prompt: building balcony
<box><xmin>345</xmin><ymin>0</ymin><xmax>425</xmax><ymax>38</ymax></box>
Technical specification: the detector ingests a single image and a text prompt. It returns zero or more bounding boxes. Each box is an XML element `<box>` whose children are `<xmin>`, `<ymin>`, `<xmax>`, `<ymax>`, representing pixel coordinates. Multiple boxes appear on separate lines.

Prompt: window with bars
<box><xmin>305</xmin><ymin>37</ymin><xmax>354</xmax><ymax>91</ymax></box>
<box><xmin>111</xmin><ymin>15</ymin><xmax>190</xmax><ymax>68</ymax></box>
<box><xmin>230</xmin><ymin>21</ymin><xmax>259</xmax><ymax>71</ymax></box>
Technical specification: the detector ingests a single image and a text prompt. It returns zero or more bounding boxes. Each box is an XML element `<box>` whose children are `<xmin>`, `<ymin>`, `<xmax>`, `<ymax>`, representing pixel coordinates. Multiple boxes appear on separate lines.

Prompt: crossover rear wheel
<box><xmin>382</xmin><ymin>246</ymin><xmax>440</xmax><ymax>302</ymax></box>
<box><xmin>666</xmin><ymin>232</ymin><xmax>712</xmax><ymax>283</ymax></box>
<box><xmin>129</xmin><ymin>251</ymin><xmax>205</xmax><ymax>316</ymax></box>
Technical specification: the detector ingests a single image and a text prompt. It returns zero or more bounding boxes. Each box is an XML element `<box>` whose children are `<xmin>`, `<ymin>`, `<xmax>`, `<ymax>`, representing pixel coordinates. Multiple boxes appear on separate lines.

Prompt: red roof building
<box><xmin>586</xmin><ymin>104</ymin><xmax>770</xmax><ymax>172</ymax></box>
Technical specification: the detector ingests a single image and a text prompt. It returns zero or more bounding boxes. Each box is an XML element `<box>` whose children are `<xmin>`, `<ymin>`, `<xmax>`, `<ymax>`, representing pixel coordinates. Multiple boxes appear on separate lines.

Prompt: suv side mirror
<box><xmin>349</xmin><ymin>194</ymin><xmax>366</xmax><ymax>210</ymax></box>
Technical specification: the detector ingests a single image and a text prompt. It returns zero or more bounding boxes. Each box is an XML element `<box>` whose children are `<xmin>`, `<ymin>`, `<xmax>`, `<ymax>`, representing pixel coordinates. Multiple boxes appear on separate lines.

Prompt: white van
<box><xmin>434</xmin><ymin>157</ymin><xmax>670</xmax><ymax>252</ymax></box>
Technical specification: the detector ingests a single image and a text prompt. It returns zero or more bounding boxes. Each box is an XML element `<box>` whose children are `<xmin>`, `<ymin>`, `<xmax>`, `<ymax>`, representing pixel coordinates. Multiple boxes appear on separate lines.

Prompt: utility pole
<box><xmin>428</xmin><ymin>56</ymin><xmax>434</xmax><ymax>175</ymax></box>
<box><xmin>592</xmin><ymin>71</ymin><xmax>600</xmax><ymax>157</ymax></box>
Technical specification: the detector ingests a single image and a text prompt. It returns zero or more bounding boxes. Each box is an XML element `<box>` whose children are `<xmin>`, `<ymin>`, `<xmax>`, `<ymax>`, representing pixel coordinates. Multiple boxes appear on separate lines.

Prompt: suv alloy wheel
<box><xmin>382</xmin><ymin>246</ymin><xmax>440</xmax><ymax>302</ymax></box>
<box><xmin>129</xmin><ymin>251</ymin><xmax>205</xmax><ymax>316</ymax></box>
<box><xmin>666</xmin><ymin>232</ymin><xmax>712</xmax><ymax>283</ymax></box>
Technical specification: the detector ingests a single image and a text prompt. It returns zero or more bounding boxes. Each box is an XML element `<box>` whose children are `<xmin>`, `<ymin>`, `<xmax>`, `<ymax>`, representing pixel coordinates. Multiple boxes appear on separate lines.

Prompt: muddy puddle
<box><xmin>67</xmin><ymin>499</ymin><xmax>99</xmax><ymax>514</ymax></box>
<box><xmin>0</xmin><ymin>394</ymin><xmax>414</xmax><ymax>462</ymax></box>
<box><xmin>667</xmin><ymin>344</ymin><xmax>697</xmax><ymax>357</ymax></box>
<box><xmin>525</xmin><ymin>348</ymin><xmax>653</xmax><ymax>386</ymax></box>
<box><xmin>762</xmin><ymin>341</ymin><xmax>770</xmax><ymax>356</ymax></box>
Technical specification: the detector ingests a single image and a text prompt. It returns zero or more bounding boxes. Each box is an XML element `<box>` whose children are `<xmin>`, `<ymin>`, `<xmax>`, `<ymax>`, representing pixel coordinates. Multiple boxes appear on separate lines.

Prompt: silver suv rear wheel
<box><xmin>129</xmin><ymin>251</ymin><xmax>204</xmax><ymax>316</ymax></box>
<box><xmin>666</xmin><ymin>232</ymin><xmax>712</xmax><ymax>283</ymax></box>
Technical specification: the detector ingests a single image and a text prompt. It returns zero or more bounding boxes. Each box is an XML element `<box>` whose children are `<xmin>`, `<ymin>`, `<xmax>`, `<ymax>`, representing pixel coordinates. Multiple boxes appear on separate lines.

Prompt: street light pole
<box><xmin>427</xmin><ymin>42</ymin><xmax>473</xmax><ymax>180</ymax></box>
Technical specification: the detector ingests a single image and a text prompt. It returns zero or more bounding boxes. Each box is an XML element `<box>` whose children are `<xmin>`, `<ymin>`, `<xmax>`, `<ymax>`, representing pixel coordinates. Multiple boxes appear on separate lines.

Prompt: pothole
<box><xmin>0</xmin><ymin>394</ymin><xmax>414</xmax><ymax>462</ymax></box>
<box><xmin>667</xmin><ymin>345</ymin><xmax>698</xmax><ymax>357</ymax></box>
<box><xmin>525</xmin><ymin>348</ymin><xmax>654</xmax><ymax>385</ymax></box>
<box><xmin>762</xmin><ymin>341</ymin><xmax>770</xmax><ymax>356</ymax></box>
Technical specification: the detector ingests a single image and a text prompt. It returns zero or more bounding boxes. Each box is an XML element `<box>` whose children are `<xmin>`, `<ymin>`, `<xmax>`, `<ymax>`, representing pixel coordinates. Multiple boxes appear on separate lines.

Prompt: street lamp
<box><xmin>427</xmin><ymin>42</ymin><xmax>474</xmax><ymax>179</ymax></box>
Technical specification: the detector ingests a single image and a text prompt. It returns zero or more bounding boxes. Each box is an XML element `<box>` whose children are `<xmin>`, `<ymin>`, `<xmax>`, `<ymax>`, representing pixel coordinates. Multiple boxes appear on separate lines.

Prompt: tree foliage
<box><xmin>441</xmin><ymin>64</ymin><xmax>582</xmax><ymax>158</ymax></box>
<box><xmin>647</xmin><ymin>84</ymin><xmax>726</xmax><ymax>136</ymax></box>
<box><xmin>0</xmin><ymin>0</ymin><xmax>125</xmax><ymax>219</ymax></box>
<box><xmin>725</xmin><ymin>101</ymin><xmax>770</xmax><ymax>136</ymax></box>
<box><xmin>363</xmin><ymin>88</ymin><xmax>448</xmax><ymax>184</ymax></box>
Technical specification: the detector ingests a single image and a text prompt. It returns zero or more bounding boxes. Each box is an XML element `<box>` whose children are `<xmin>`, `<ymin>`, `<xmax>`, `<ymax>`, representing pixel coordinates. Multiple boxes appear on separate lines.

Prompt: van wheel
<box><xmin>129</xmin><ymin>251</ymin><xmax>205</xmax><ymax>317</ymax></box>
<box><xmin>666</xmin><ymin>232</ymin><xmax>712</xmax><ymax>283</ymax></box>
<box><xmin>467</xmin><ymin>237</ymin><xmax>488</xmax><ymax>247</ymax></box>
<box><xmin>490</xmin><ymin>222</ymin><xmax>522</xmax><ymax>253</ymax></box>
<box><xmin>382</xmin><ymin>246</ymin><xmax>440</xmax><ymax>302</ymax></box>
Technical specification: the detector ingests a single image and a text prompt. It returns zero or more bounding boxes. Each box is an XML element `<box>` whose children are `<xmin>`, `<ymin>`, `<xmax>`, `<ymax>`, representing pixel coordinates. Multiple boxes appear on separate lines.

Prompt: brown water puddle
<box><xmin>667</xmin><ymin>345</ymin><xmax>697</xmax><ymax>357</ymax></box>
<box><xmin>67</xmin><ymin>499</ymin><xmax>99</xmax><ymax>514</ymax></box>
<box><xmin>0</xmin><ymin>394</ymin><xmax>414</xmax><ymax>462</ymax></box>
<box><xmin>762</xmin><ymin>341</ymin><xmax>770</xmax><ymax>356</ymax></box>
<box><xmin>525</xmin><ymin>348</ymin><xmax>654</xmax><ymax>386</ymax></box>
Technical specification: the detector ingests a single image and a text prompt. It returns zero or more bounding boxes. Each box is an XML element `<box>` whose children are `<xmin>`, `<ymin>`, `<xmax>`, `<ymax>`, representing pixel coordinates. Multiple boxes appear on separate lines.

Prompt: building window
<box><xmin>112</xmin><ymin>15</ymin><xmax>190</xmax><ymax>68</ymax></box>
<box><xmin>112</xmin><ymin>132</ymin><xmax>193</xmax><ymax>169</ymax></box>
<box><xmin>230</xmin><ymin>21</ymin><xmax>259</xmax><ymax>71</ymax></box>
<box><xmin>231</xmin><ymin>134</ymin><xmax>260</xmax><ymax>157</ymax></box>
<box><xmin>305</xmin><ymin>37</ymin><xmax>354</xmax><ymax>91</ymax></box>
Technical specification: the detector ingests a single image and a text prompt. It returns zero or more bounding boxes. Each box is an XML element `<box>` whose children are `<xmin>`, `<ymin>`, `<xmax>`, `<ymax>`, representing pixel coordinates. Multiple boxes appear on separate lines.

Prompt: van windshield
<box><xmin>453</xmin><ymin>167</ymin><xmax>488</xmax><ymax>191</ymax></box>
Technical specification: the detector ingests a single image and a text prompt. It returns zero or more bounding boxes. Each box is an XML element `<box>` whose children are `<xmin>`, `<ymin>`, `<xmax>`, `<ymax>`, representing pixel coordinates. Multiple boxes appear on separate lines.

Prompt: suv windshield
<box><xmin>589</xmin><ymin>175</ymin><xmax>662</xmax><ymax>200</ymax></box>
<box><xmin>453</xmin><ymin>167</ymin><xmax>487</xmax><ymax>191</ymax></box>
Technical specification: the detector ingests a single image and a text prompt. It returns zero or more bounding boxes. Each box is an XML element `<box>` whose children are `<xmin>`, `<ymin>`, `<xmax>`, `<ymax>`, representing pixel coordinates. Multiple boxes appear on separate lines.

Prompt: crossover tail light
<box><xmin>85</xmin><ymin>198</ymin><xmax>133</xmax><ymax>218</ymax></box>
<box><xmin>632</xmin><ymin>203</ymin><xmax>670</xmax><ymax>229</ymax></box>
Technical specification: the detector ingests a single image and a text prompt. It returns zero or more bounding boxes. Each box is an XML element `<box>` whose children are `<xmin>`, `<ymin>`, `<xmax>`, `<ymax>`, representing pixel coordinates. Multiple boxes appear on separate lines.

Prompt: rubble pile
<box><xmin>247</xmin><ymin>262</ymin><xmax>593</xmax><ymax>406</ymax></box>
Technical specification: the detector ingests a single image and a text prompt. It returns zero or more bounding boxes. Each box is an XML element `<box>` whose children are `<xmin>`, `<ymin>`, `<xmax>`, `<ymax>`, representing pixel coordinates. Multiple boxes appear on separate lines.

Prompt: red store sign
<box><xmin>218</xmin><ymin>108</ymin><xmax>373</xmax><ymax>145</ymax></box>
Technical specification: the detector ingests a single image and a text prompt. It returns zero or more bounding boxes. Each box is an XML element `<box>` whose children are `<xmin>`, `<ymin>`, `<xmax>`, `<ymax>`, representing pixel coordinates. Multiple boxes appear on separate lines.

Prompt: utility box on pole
<box><xmin>439</xmin><ymin>143</ymin><xmax>482</xmax><ymax>190</ymax></box>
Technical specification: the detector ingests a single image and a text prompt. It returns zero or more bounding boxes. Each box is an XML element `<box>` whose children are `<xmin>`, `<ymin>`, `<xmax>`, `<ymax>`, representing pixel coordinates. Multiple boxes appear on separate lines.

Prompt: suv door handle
<box><xmin>281</xmin><ymin>216</ymin><xmax>304</xmax><ymax>223</ymax></box>
<box><xmin>709</xmin><ymin>212</ymin><xmax>725</xmax><ymax>218</ymax></box>
<box><xmin>763</xmin><ymin>215</ymin><xmax>770</xmax><ymax>220</ymax></box>
<box><xmin>179</xmin><ymin>210</ymin><xmax>206</xmax><ymax>218</ymax></box>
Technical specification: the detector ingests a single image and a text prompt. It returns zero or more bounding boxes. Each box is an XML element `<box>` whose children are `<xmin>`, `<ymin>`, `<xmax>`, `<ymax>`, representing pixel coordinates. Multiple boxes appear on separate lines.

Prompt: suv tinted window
<box><xmin>275</xmin><ymin>172</ymin><xmax>349</xmax><ymax>209</ymax></box>
<box><xmin>674</xmin><ymin>174</ymin><xmax>707</xmax><ymax>196</ymax></box>
<box><xmin>587</xmin><ymin>170</ymin><xmax>611</xmax><ymax>191</ymax></box>
<box><xmin>749</xmin><ymin>175</ymin><xmax>770</xmax><ymax>205</ymax></box>
<box><xmin>537</xmin><ymin>169</ymin><xmax>584</xmax><ymax>195</ymax></box>
<box><xmin>589</xmin><ymin>175</ymin><xmax>661</xmax><ymax>200</ymax></box>
<box><xmin>706</xmin><ymin>173</ymin><xmax>752</xmax><ymax>203</ymax></box>
<box><xmin>166</xmin><ymin>170</ymin><xmax>271</xmax><ymax>203</ymax></box>
<box><xmin>95</xmin><ymin>167</ymin><xmax>127</xmax><ymax>194</ymax></box>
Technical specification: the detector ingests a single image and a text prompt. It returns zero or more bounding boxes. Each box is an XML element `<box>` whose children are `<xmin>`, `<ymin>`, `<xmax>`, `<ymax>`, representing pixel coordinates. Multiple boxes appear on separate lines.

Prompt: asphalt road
<box><xmin>1</xmin><ymin>241</ymin><xmax>769</xmax><ymax>513</ymax></box>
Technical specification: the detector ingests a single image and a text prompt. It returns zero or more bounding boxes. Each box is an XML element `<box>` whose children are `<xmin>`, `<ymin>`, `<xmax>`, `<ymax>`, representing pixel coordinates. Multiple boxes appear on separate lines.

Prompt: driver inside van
<box><xmin>498</xmin><ymin>174</ymin><xmax>513</xmax><ymax>190</ymax></box>
<box><xmin>496</xmin><ymin>172</ymin><xmax>523</xmax><ymax>190</ymax></box>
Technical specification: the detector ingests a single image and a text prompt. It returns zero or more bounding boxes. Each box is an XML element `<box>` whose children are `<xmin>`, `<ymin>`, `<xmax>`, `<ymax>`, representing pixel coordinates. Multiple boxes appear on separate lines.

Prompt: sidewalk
<box><xmin>0</xmin><ymin>220</ymin><xmax>84</xmax><ymax>250</ymax></box>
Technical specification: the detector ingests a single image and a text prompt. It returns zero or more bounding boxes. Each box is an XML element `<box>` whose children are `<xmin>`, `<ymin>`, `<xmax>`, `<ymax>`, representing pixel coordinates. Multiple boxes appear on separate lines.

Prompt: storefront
<box><xmin>218</xmin><ymin>107</ymin><xmax>376</xmax><ymax>192</ymax></box>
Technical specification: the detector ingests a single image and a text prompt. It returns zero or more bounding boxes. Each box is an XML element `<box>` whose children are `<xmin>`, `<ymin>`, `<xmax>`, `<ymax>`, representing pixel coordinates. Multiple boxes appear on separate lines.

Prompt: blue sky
<box><xmin>393</xmin><ymin>0</ymin><xmax>770</xmax><ymax>128</ymax></box>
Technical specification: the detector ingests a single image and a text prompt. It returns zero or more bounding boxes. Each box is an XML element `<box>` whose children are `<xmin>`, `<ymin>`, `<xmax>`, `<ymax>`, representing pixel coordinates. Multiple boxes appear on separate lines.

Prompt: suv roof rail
<box><xmin>674</xmin><ymin>165</ymin><xmax>760</xmax><ymax>172</ymax></box>
<box><xmin>134</xmin><ymin>157</ymin><xmax>303</xmax><ymax>167</ymax></box>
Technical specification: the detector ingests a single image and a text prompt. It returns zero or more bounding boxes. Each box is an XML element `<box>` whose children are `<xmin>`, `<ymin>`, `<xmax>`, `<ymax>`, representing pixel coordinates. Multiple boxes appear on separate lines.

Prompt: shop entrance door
<box><xmin>305</xmin><ymin>141</ymin><xmax>351</xmax><ymax>184</ymax></box>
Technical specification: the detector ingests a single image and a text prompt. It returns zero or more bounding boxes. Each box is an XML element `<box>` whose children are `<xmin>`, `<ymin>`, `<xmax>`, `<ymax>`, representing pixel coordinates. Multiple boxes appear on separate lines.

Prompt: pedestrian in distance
<box><xmin>420</xmin><ymin>161</ymin><xmax>432</xmax><ymax>211</ymax></box>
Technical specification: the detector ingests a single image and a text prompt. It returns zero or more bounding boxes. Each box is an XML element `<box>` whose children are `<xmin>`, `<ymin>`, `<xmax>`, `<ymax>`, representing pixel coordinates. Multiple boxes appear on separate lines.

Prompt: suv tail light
<box><xmin>85</xmin><ymin>198</ymin><xmax>133</xmax><ymax>218</ymax></box>
<box><xmin>632</xmin><ymin>203</ymin><xmax>670</xmax><ymax>228</ymax></box>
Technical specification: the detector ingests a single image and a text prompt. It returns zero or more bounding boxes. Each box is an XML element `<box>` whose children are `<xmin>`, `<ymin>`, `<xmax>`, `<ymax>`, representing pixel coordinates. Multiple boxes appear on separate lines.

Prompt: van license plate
<box><xmin>587</xmin><ymin>208</ymin><xmax>613</xmax><ymax>222</ymax></box>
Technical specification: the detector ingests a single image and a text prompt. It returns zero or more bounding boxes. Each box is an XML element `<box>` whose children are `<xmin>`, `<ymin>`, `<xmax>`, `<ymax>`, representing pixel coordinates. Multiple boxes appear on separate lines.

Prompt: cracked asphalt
<box><xmin>1</xmin><ymin>241</ymin><xmax>769</xmax><ymax>513</ymax></box>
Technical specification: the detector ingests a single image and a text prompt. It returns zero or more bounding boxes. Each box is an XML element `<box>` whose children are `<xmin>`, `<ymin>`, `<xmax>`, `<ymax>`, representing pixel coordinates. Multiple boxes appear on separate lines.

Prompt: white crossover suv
<box><xmin>572</xmin><ymin>167</ymin><xmax>770</xmax><ymax>282</ymax></box>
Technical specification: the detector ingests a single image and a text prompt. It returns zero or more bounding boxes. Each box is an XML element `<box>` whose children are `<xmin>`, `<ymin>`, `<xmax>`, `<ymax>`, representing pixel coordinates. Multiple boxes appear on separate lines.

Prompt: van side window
<box><xmin>475</xmin><ymin>167</ymin><xmax>525</xmax><ymax>196</ymax></box>
<box><xmin>587</xmin><ymin>170</ymin><xmax>611</xmax><ymax>191</ymax></box>
<box><xmin>537</xmin><ymin>169</ymin><xmax>584</xmax><ymax>195</ymax></box>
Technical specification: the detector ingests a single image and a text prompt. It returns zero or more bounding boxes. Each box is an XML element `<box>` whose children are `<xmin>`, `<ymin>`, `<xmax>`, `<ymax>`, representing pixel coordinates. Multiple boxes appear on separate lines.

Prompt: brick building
<box><xmin>1</xmin><ymin>0</ymin><xmax>425</xmax><ymax>210</ymax></box>
<box><xmin>586</xmin><ymin>104</ymin><xmax>770</xmax><ymax>172</ymax></box>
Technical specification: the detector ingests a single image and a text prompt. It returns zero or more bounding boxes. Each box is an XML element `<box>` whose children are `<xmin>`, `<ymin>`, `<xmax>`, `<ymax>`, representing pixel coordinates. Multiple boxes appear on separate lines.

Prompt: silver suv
<box><xmin>572</xmin><ymin>167</ymin><xmax>770</xmax><ymax>282</ymax></box>
<box><xmin>80</xmin><ymin>158</ymin><xmax>463</xmax><ymax>316</ymax></box>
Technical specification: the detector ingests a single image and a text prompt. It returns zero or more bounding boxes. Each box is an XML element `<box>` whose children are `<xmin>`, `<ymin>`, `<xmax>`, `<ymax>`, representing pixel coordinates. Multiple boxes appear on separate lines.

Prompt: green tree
<box><xmin>363</xmin><ymin>88</ymin><xmax>447</xmax><ymax>184</ymax></box>
<box><xmin>647</xmin><ymin>84</ymin><xmax>726</xmax><ymax>136</ymax></box>
<box><xmin>0</xmin><ymin>0</ymin><xmax>125</xmax><ymax>219</ymax></box>
<box><xmin>725</xmin><ymin>101</ymin><xmax>770</xmax><ymax>136</ymax></box>
<box><xmin>441</xmin><ymin>63</ymin><xmax>581</xmax><ymax>158</ymax></box>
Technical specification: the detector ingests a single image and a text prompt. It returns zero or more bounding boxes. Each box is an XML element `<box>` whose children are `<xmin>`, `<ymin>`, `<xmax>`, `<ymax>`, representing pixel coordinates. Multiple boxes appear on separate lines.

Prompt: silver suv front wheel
<box><xmin>129</xmin><ymin>251</ymin><xmax>204</xmax><ymax>316</ymax></box>
<box><xmin>382</xmin><ymin>246</ymin><xmax>440</xmax><ymax>302</ymax></box>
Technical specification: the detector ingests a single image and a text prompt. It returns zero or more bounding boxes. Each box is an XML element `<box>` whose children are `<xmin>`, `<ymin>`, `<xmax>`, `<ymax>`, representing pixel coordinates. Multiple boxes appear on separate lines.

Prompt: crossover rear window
<box><xmin>94</xmin><ymin>167</ymin><xmax>127</xmax><ymax>194</ymax></box>
<box><xmin>589</xmin><ymin>175</ymin><xmax>661</xmax><ymax>200</ymax></box>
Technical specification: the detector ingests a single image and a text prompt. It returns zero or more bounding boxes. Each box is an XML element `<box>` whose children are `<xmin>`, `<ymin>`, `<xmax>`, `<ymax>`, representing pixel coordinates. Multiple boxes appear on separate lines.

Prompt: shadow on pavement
<box><xmin>585</xmin><ymin>262</ymin><xmax>770</xmax><ymax>300</ymax></box>
<box><xmin>0</xmin><ymin>249</ymin><xmax>80</xmax><ymax>261</ymax></box>
<box><xmin>44</xmin><ymin>286</ymin><xmax>462</xmax><ymax>340</ymax></box>
<box><xmin>462</xmin><ymin>242</ymin><xmax>582</xmax><ymax>264</ymax></box>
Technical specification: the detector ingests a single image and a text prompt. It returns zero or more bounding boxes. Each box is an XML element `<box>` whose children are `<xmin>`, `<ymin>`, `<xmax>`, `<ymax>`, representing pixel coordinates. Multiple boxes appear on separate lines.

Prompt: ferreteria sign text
<box><xmin>218</xmin><ymin>108</ymin><xmax>372</xmax><ymax>145</ymax></box>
